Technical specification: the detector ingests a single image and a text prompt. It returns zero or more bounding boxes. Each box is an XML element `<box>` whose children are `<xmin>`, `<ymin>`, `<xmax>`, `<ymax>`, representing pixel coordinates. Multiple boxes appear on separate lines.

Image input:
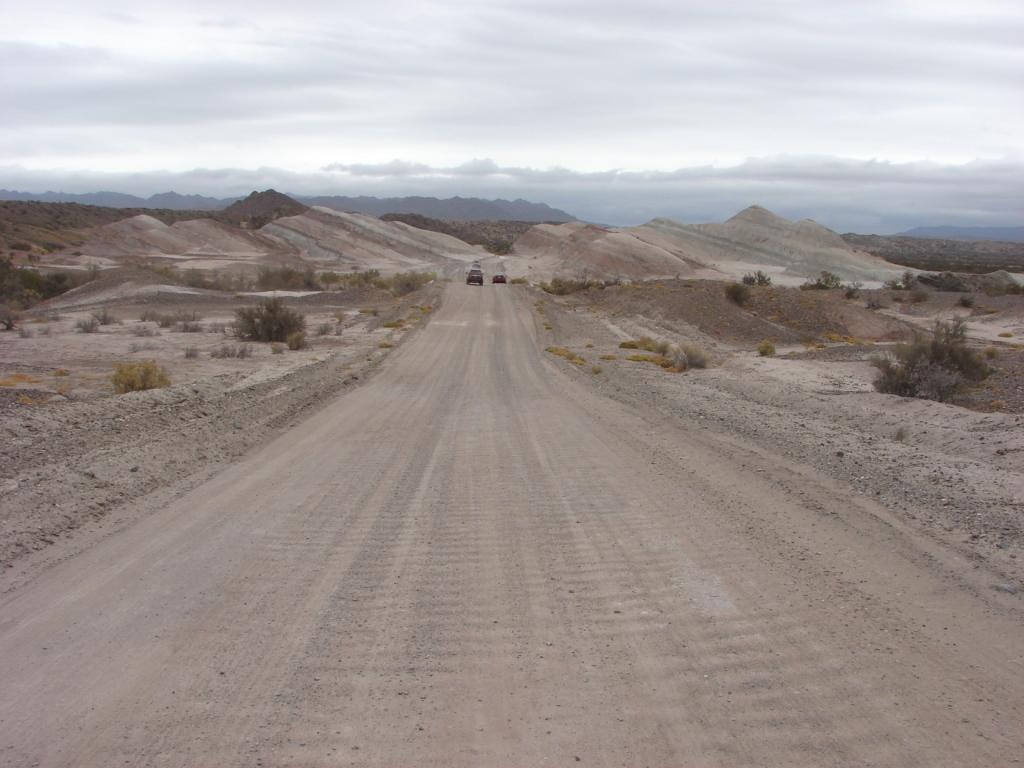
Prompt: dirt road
<box><xmin>1</xmin><ymin>285</ymin><xmax>1021</xmax><ymax>766</ymax></box>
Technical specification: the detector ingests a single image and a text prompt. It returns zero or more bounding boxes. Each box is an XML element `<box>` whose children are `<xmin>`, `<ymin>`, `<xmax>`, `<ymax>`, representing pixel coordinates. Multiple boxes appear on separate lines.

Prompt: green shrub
<box><xmin>725</xmin><ymin>282</ymin><xmax>750</xmax><ymax>305</ymax></box>
<box><xmin>112</xmin><ymin>361</ymin><xmax>170</xmax><ymax>394</ymax></box>
<box><xmin>234</xmin><ymin>298</ymin><xmax>305</xmax><ymax>342</ymax></box>
<box><xmin>872</xmin><ymin>318</ymin><xmax>989</xmax><ymax>402</ymax></box>
<box><xmin>757</xmin><ymin>339</ymin><xmax>776</xmax><ymax>357</ymax></box>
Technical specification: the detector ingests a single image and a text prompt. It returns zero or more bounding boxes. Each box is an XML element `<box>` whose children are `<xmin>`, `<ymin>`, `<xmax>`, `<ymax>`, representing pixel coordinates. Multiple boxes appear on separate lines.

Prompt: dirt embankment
<box><xmin>530</xmin><ymin>287</ymin><xmax>1024</xmax><ymax>585</ymax></box>
<box><xmin>0</xmin><ymin>283</ymin><xmax>442</xmax><ymax>573</ymax></box>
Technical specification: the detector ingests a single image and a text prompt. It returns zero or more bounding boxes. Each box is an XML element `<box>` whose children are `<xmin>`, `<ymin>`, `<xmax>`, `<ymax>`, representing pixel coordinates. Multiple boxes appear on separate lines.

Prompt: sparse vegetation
<box><xmin>382</xmin><ymin>319</ymin><xmax>404</xmax><ymax>329</ymax></box>
<box><xmin>546</xmin><ymin>346</ymin><xmax>586</xmax><ymax>365</ymax></box>
<box><xmin>112</xmin><ymin>361</ymin><xmax>170</xmax><ymax>394</ymax></box>
<box><xmin>286</xmin><ymin>331</ymin><xmax>307</xmax><ymax>350</ymax></box>
<box><xmin>801</xmin><ymin>271</ymin><xmax>843</xmax><ymax>290</ymax></box>
<box><xmin>75</xmin><ymin>316</ymin><xmax>99</xmax><ymax>333</ymax></box>
<box><xmin>599</xmin><ymin>354</ymin><xmax>617</xmax><ymax>360</ymax></box>
<box><xmin>844</xmin><ymin>282</ymin><xmax>862</xmax><ymax>299</ymax></box>
<box><xmin>757</xmin><ymin>339</ymin><xmax>776</xmax><ymax>357</ymax></box>
<box><xmin>316</xmin><ymin>322</ymin><xmax>333</xmax><ymax>336</ymax></box>
<box><xmin>211</xmin><ymin>344</ymin><xmax>254</xmax><ymax>359</ymax></box>
<box><xmin>866</xmin><ymin>295</ymin><xmax>885</xmax><ymax>310</ymax></box>
<box><xmin>958</xmin><ymin>294</ymin><xmax>976</xmax><ymax>308</ymax></box>
<box><xmin>619</xmin><ymin>337</ymin><xmax>669</xmax><ymax>354</ymax></box>
<box><xmin>742</xmin><ymin>270</ymin><xmax>772</xmax><ymax>286</ymax></box>
<box><xmin>234</xmin><ymin>298</ymin><xmax>306</xmax><ymax>342</ymax></box>
<box><xmin>131</xmin><ymin>324</ymin><xmax>159</xmax><ymax>337</ymax></box>
<box><xmin>539</xmin><ymin>277</ymin><xmax>617</xmax><ymax>295</ymax></box>
<box><xmin>984</xmin><ymin>346</ymin><xmax>999</xmax><ymax>359</ymax></box>
<box><xmin>673</xmin><ymin>343</ymin><xmax>709</xmax><ymax>371</ymax></box>
<box><xmin>271</xmin><ymin>343</ymin><xmax>285</xmax><ymax>354</ymax></box>
<box><xmin>590</xmin><ymin>365</ymin><xmax>603</xmax><ymax>374</ymax></box>
<box><xmin>626</xmin><ymin>353</ymin><xmax>676</xmax><ymax>370</ymax></box>
<box><xmin>909</xmin><ymin>287</ymin><xmax>929</xmax><ymax>304</ymax></box>
<box><xmin>510</xmin><ymin>277</ymin><xmax>528</xmax><ymax>285</ymax></box>
<box><xmin>872</xmin><ymin>318</ymin><xmax>990</xmax><ymax>402</ymax></box>
<box><xmin>0</xmin><ymin>304</ymin><xmax>17</xmax><ymax>330</ymax></box>
<box><xmin>378</xmin><ymin>340</ymin><xmax>393</xmax><ymax>349</ymax></box>
<box><xmin>184</xmin><ymin>346</ymin><xmax>199</xmax><ymax>359</ymax></box>
<box><xmin>91</xmin><ymin>308</ymin><xmax>119</xmax><ymax>325</ymax></box>
<box><xmin>724</xmin><ymin>282</ymin><xmax>750</xmax><ymax>305</ymax></box>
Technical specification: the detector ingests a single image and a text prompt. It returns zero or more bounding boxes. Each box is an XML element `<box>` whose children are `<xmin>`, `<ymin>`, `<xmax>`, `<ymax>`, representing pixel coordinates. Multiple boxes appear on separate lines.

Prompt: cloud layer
<box><xmin>2</xmin><ymin>0</ymin><xmax>1022</xmax><ymax>230</ymax></box>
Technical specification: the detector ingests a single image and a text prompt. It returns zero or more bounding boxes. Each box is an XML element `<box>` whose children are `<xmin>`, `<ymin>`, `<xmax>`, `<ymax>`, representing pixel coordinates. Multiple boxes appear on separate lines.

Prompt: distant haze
<box><xmin>2</xmin><ymin>1</ymin><xmax>1022</xmax><ymax>233</ymax></box>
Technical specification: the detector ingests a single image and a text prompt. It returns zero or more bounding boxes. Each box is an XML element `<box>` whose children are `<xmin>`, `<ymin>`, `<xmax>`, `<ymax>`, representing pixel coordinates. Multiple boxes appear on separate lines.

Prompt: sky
<box><xmin>1</xmin><ymin>0</ymin><xmax>1022</xmax><ymax>232</ymax></box>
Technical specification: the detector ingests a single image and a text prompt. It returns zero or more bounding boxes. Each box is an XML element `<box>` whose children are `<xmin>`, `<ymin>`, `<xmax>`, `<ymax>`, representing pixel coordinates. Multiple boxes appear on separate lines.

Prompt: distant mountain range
<box><xmin>0</xmin><ymin>189</ymin><xmax>574</xmax><ymax>222</ymax></box>
<box><xmin>898</xmin><ymin>225</ymin><xmax>1024</xmax><ymax>243</ymax></box>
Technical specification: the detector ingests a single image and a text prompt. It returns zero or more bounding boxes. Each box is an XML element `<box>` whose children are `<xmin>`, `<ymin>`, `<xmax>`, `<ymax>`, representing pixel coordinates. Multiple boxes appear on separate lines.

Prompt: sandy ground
<box><xmin>0</xmin><ymin>283</ymin><xmax>1021</xmax><ymax>766</ymax></box>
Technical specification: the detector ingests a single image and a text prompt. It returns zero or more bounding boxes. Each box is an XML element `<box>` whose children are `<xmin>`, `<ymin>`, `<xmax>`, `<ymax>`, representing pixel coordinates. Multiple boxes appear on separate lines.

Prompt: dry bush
<box><xmin>546</xmin><ymin>346</ymin><xmax>586</xmax><ymax>365</ymax></box>
<box><xmin>235</xmin><ymin>298</ymin><xmax>305</xmax><ymax>342</ymax></box>
<box><xmin>316</xmin><ymin>322</ymin><xmax>333</xmax><ymax>336</ymax></box>
<box><xmin>872</xmin><ymin>318</ymin><xmax>989</xmax><ymax>402</ymax></box>
<box><xmin>757</xmin><ymin>339</ymin><xmax>776</xmax><ymax>357</ymax></box>
<box><xmin>0</xmin><ymin>305</ymin><xmax>18</xmax><ymax>330</ymax></box>
<box><xmin>673</xmin><ymin>342</ymin><xmax>709</xmax><ymax>371</ymax></box>
<box><xmin>909</xmin><ymin>287</ymin><xmax>930</xmax><ymax>303</ymax></box>
<box><xmin>725</xmin><ymin>282</ymin><xmax>750</xmax><ymax>305</ymax></box>
<box><xmin>359</xmin><ymin>307</ymin><xmax>379</xmax><ymax>316</ymax></box>
<box><xmin>626</xmin><ymin>353</ymin><xmax>676</xmax><ymax>370</ymax></box>
<box><xmin>91</xmin><ymin>308</ymin><xmax>119</xmax><ymax>325</ymax></box>
<box><xmin>844</xmin><ymin>282</ymin><xmax>863</xmax><ymax>299</ymax></box>
<box><xmin>286</xmin><ymin>331</ymin><xmax>307</xmax><ymax>350</ymax></box>
<box><xmin>211</xmin><ymin>344</ymin><xmax>253</xmax><ymax>359</ymax></box>
<box><xmin>958</xmin><ymin>295</ymin><xmax>976</xmax><ymax>308</ymax></box>
<box><xmin>183</xmin><ymin>346</ymin><xmax>199</xmax><ymax>359</ymax></box>
<box><xmin>271</xmin><ymin>343</ymin><xmax>285</xmax><ymax>354</ymax></box>
<box><xmin>382</xmin><ymin>319</ymin><xmax>404</xmax><ymax>329</ymax></box>
<box><xmin>18</xmin><ymin>326</ymin><xmax>33</xmax><ymax>338</ymax></box>
<box><xmin>984</xmin><ymin>346</ymin><xmax>999</xmax><ymax>359</ymax></box>
<box><xmin>619</xmin><ymin>337</ymin><xmax>669</xmax><ymax>354</ymax></box>
<box><xmin>75</xmin><ymin>316</ymin><xmax>99</xmax><ymax>333</ymax></box>
<box><xmin>866</xmin><ymin>295</ymin><xmax>885</xmax><ymax>310</ymax></box>
<box><xmin>590</xmin><ymin>365</ymin><xmax>603</xmax><ymax>374</ymax></box>
<box><xmin>800</xmin><ymin>271</ymin><xmax>843</xmax><ymax>291</ymax></box>
<box><xmin>132</xmin><ymin>325</ymin><xmax>158</xmax><ymax>337</ymax></box>
<box><xmin>510</xmin><ymin>277</ymin><xmax>528</xmax><ymax>285</ymax></box>
<box><xmin>599</xmin><ymin>354</ymin><xmax>617</xmax><ymax>360</ymax></box>
<box><xmin>378</xmin><ymin>340</ymin><xmax>393</xmax><ymax>349</ymax></box>
<box><xmin>112</xmin><ymin>361</ymin><xmax>170</xmax><ymax>394</ymax></box>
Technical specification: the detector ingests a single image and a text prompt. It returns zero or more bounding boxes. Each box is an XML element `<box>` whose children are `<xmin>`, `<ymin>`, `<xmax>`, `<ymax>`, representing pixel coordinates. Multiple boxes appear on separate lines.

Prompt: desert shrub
<box><xmin>984</xmin><ymin>346</ymin><xmax>999</xmax><ymax>359</ymax></box>
<box><xmin>620</xmin><ymin>337</ymin><xmax>669</xmax><ymax>354</ymax></box>
<box><xmin>286</xmin><ymin>331</ymin><xmax>307</xmax><ymax>350</ymax></box>
<box><xmin>801</xmin><ymin>271</ymin><xmax>843</xmax><ymax>290</ymax></box>
<box><xmin>872</xmin><ymin>318</ymin><xmax>989</xmax><ymax>402</ymax></box>
<box><xmin>919</xmin><ymin>272</ymin><xmax>968</xmax><ymax>292</ymax></box>
<box><xmin>377</xmin><ymin>271</ymin><xmax>435</xmax><ymax>296</ymax></box>
<box><xmin>177</xmin><ymin>320</ymin><xmax>203</xmax><ymax>333</ymax></box>
<box><xmin>208</xmin><ymin>321</ymin><xmax>228</xmax><ymax>334</ymax></box>
<box><xmin>211</xmin><ymin>344</ymin><xmax>253</xmax><ymax>359</ymax></box>
<box><xmin>546</xmin><ymin>346</ymin><xmax>586</xmax><ymax>365</ymax></box>
<box><xmin>112</xmin><ymin>361</ymin><xmax>170</xmax><ymax>394</ymax></box>
<box><xmin>742</xmin><ymin>270</ymin><xmax>772</xmax><ymax>286</ymax></box>
<box><xmin>902</xmin><ymin>270</ymin><xmax>917</xmax><ymax>289</ymax></box>
<box><xmin>271</xmin><ymin>343</ymin><xmax>285</xmax><ymax>354</ymax></box>
<box><xmin>359</xmin><ymin>307</ymin><xmax>378</xmax><ymax>316</ymax></box>
<box><xmin>184</xmin><ymin>346</ymin><xmax>199</xmax><ymax>359</ymax></box>
<box><xmin>626</xmin><ymin>353</ymin><xmax>675</xmax><ymax>370</ymax></box>
<box><xmin>75</xmin><ymin>316</ymin><xmax>99</xmax><ymax>333</ymax></box>
<box><xmin>757</xmin><ymin>339</ymin><xmax>776</xmax><ymax>357</ymax></box>
<box><xmin>132</xmin><ymin>324</ymin><xmax>158</xmax><ymax>337</ymax></box>
<box><xmin>599</xmin><ymin>354</ymin><xmax>617</xmax><ymax>360</ymax></box>
<box><xmin>725</xmin><ymin>282</ymin><xmax>750</xmax><ymax>305</ymax></box>
<box><xmin>844</xmin><ymin>282</ymin><xmax>863</xmax><ymax>299</ymax></box>
<box><xmin>866</xmin><ymin>295</ymin><xmax>885</xmax><ymax>310</ymax></box>
<box><xmin>382</xmin><ymin>319</ymin><xmax>404</xmax><ymax>329</ymax></box>
<box><xmin>234</xmin><ymin>298</ymin><xmax>305</xmax><ymax>342</ymax></box>
<box><xmin>91</xmin><ymin>308</ymin><xmax>119</xmax><ymax>325</ymax></box>
<box><xmin>378</xmin><ymin>340</ymin><xmax>393</xmax><ymax>349</ymax></box>
<box><xmin>539</xmin><ymin>277</ymin><xmax>610</xmax><ymax>295</ymax></box>
<box><xmin>256</xmin><ymin>266</ymin><xmax>312</xmax><ymax>291</ymax></box>
<box><xmin>18</xmin><ymin>325</ymin><xmax>33</xmax><ymax>338</ymax></box>
<box><xmin>510</xmin><ymin>277</ymin><xmax>528</xmax><ymax>285</ymax></box>
<box><xmin>316</xmin><ymin>322</ymin><xmax>333</xmax><ymax>336</ymax></box>
<box><xmin>674</xmin><ymin>342</ymin><xmax>708</xmax><ymax>371</ymax></box>
<box><xmin>909</xmin><ymin>287</ymin><xmax>929</xmax><ymax>304</ymax></box>
<box><xmin>590</xmin><ymin>365</ymin><xmax>602</xmax><ymax>374</ymax></box>
<box><xmin>155</xmin><ymin>314</ymin><xmax>176</xmax><ymax>328</ymax></box>
<box><xmin>129</xmin><ymin>342</ymin><xmax>158</xmax><ymax>353</ymax></box>
<box><xmin>38</xmin><ymin>325</ymin><xmax>50</xmax><ymax>336</ymax></box>
<box><xmin>958</xmin><ymin>294</ymin><xmax>975</xmax><ymax>308</ymax></box>
<box><xmin>0</xmin><ymin>305</ymin><xmax>17</xmax><ymax>330</ymax></box>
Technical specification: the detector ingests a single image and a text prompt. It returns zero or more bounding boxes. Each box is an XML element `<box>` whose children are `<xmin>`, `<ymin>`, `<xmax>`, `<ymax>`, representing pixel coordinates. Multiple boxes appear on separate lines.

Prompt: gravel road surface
<box><xmin>1</xmin><ymin>285</ymin><xmax>1021</xmax><ymax>766</ymax></box>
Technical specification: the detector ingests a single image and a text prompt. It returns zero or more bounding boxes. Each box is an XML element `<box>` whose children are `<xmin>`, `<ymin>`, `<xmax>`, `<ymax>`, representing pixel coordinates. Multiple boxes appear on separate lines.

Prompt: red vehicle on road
<box><xmin>492</xmin><ymin>272</ymin><xmax>506</xmax><ymax>284</ymax></box>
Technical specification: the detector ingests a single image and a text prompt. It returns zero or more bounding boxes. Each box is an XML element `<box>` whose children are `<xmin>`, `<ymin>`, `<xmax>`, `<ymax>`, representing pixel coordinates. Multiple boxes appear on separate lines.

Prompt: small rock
<box><xmin>129</xmin><ymin>466</ymin><xmax>139</xmax><ymax>473</ymax></box>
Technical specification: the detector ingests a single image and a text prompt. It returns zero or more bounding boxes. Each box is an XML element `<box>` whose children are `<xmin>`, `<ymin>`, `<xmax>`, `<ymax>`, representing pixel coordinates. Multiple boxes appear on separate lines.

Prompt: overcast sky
<box><xmin>1</xmin><ymin>0</ymin><xmax>1022</xmax><ymax>232</ymax></box>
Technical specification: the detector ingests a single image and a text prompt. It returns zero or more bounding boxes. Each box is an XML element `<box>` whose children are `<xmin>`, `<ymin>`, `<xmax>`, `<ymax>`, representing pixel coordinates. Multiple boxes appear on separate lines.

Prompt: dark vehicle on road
<box><xmin>466</xmin><ymin>268</ymin><xmax>484</xmax><ymax>285</ymax></box>
<box><xmin>492</xmin><ymin>272</ymin><xmax>507</xmax><ymax>284</ymax></box>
